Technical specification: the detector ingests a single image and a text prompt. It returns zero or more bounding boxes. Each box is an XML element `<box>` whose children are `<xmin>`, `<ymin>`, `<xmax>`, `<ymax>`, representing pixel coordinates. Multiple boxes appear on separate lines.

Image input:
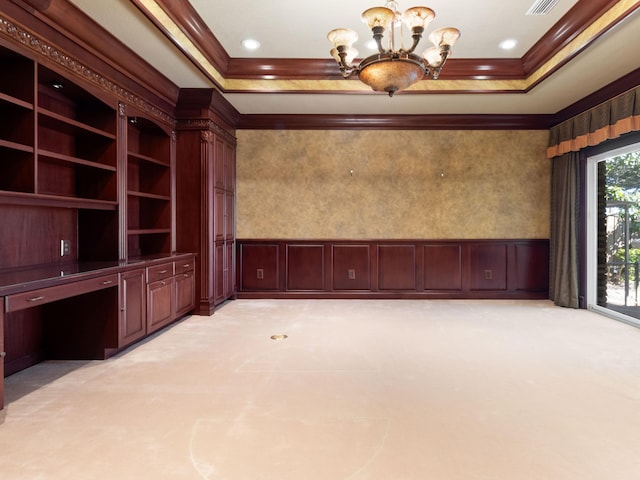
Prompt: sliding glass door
<box><xmin>587</xmin><ymin>142</ymin><xmax>640</xmax><ymax>324</ymax></box>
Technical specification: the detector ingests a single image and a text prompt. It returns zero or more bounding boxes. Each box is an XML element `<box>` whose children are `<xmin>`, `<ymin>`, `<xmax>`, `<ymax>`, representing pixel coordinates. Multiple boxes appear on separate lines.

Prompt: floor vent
<box><xmin>526</xmin><ymin>0</ymin><xmax>560</xmax><ymax>15</ymax></box>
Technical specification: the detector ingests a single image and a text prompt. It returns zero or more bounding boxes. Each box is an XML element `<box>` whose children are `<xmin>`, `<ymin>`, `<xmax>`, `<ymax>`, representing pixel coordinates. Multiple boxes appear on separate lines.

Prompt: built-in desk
<box><xmin>0</xmin><ymin>253</ymin><xmax>196</xmax><ymax>410</ymax></box>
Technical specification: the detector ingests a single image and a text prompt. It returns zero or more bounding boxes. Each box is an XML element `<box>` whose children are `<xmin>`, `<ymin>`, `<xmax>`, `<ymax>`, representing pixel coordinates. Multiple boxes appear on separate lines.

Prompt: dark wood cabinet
<box><xmin>147</xmin><ymin>276</ymin><xmax>174</xmax><ymax>334</ymax></box>
<box><xmin>176</xmin><ymin>89</ymin><xmax>237</xmax><ymax>315</ymax></box>
<box><xmin>119</xmin><ymin>268</ymin><xmax>146</xmax><ymax>348</ymax></box>
<box><xmin>175</xmin><ymin>269</ymin><xmax>196</xmax><ymax>317</ymax></box>
<box><xmin>146</xmin><ymin>258</ymin><xmax>196</xmax><ymax>334</ymax></box>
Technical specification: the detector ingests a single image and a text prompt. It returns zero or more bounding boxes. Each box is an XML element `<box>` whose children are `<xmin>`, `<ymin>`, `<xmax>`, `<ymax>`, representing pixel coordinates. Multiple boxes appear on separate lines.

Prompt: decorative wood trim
<box><xmin>0</xmin><ymin>11</ymin><xmax>175</xmax><ymax>127</ymax></box>
<box><xmin>135</xmin><ymin>0</ymin><xmax>230</xmax><ymax>77</ymax></box>
<box><xmin>522</xmin><ymin>0</ymin><xmax>621</xmax><ymax>75</ymax></box>
<box><xmin>237</xmin><ymin>113</ymin><xmax>555</xmax><ymax>130</ymax></box>
<box><xmin>11</xmin><ymin>0</ymin><xmax>51</xmax><ymax>12</ymax></box>
<box><xmin>142</xmin><ymin>0</ymin><xmax>634</xmax><ymax>89</ymax></box>
<box><xmin>36</xmin><ymin>0</ymin><xmax>179</xmax><ymax>107</ymax></box>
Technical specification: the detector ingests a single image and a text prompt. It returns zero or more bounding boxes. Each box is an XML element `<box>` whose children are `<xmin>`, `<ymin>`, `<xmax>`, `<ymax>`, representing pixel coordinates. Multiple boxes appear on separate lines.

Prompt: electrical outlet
<box><xmin>60</xmin><ymin>239</ymin><xmax>71</xmax><ymax>257</ymax></box>
<box><xmin>484</xmin><ymin>269</ymin><xmax>492</xmax><ymax>280</ymax></box>
<box><xmin>348</xmin><ymin>269</ymin><xmax>356</xmax><ymax>280</ymax></box>
<box><xmin>256</xmin><ymin>268</ymin><xmax>264</xmax><ymax>279</ymax></box>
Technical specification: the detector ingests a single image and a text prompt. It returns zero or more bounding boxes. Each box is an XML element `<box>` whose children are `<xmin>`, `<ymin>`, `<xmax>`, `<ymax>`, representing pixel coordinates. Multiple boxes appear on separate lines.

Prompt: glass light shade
<box><xmin>327</xmin><ymin>28</ymin><xmax>358</xmax><ymax>48</ymax></box>
<box><xmin>401</xmin><ymin>7</ymin><xmax>435</xmax><ymax>29</ymax></box>
<box><xmin>428</xmin><ymin>27</ymin><xmax>461</xmax><ymax>47</ymax></box>
<box><xmin>423</xmin><ymin>46</ymin><xmax>442</xmax><ymax>67</ymax></box>
<box><xmin>330</xmin><ymin>47</ymin><xmax>359</xmax><ymax>65</ymax></box>
<box><xmin>358</xmin><ymin>56</ymin><xmax>425</xmax><ymax>95</ymax></box>
<box><xmin>361</xmin><ymin>7</ymin><xmax>395</xmax><ymax>30</ymax></box>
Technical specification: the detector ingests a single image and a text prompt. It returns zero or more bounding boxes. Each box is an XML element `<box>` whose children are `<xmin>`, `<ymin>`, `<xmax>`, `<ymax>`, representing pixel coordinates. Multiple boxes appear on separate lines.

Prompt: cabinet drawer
<box><xmin>5</xmin><ymin>274</ymin><xmax>118</xmax><ymax>313</ymax></box>
<box><xmin>174</xmin><ymin>258</ymin><xmax>194</xmax><ymax>275</ymax></box>
<box><xmin>147</xmin><ymin>263</ymin><xmax>174</xmax><ymax>283</ymax></box>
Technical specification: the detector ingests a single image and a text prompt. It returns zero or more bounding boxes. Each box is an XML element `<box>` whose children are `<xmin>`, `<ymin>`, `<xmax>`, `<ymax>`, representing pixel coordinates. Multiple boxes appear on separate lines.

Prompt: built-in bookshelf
<box><xmin>126</xmin><ymin>116</ymin><xmax>172</xmax><ymax>257</ymax></box>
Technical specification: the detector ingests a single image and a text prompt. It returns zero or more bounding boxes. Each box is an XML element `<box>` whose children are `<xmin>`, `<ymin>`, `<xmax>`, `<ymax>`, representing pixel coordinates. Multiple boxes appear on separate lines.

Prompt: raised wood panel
<box><xmin>214</xmin><ymin>135</ymin><xmax>225</xmax><ymax>189</ymax></box>
<box><xmin>515</xmin><ymin>243</ymin><xmax>550</xmax><ymax>291</ymax></box>
<box><xmin>225</xmin><ymin>191</ymin><xmax>234</xmax><ymax>240</ymax></box>
<box><xmin>147</xmin><ymin>276</ymin><xmax>173</xmax><ymax>334</ymax></box>
<box><xmin>225</xmin><ymin>240</ymin><xmax>234</xmax><ymax>299</ymax></box>
<box><xmin>0</xmin><ymin>205</ymin><xmax>76</xmax><ymax>268</ymax></box>
<box><xmin>214</xmin><ymin>241</ymin><xmax>225</xmax><ymax>304</ymax></box>
<box><xmin>469</xmin><ymin>243</ymin><xmax>508</xmax><ymax>291</ymax></box>
<box><xmin>332</xmin><ymin>245</ymin><xmax>370</xmax><ymax>290</ymax></box>
<box><xmin>214</xmin><ymin>188</ymin><xmax>225</xmax><ymax>241</ymax></box>
<box><xmin>423</xmin><ymin>244</ymin><xmax>462</xmax><ymax>291</ymax></box>
<box><xmin>378</xmin><ymin>245</ymin><xmax>416</xmax><ymax>290</ymax></box>
<box><xmin>119</xmin><ymin>268</ymin><xmax>146</xmax><ymax>347</ymax></box>
<box><xmin>286</xmin><ymin>244</ymin><xmax>324</xmax><ymax>291</ymax></box>
<box><xmin>174</xmin><ymin>270</ymin><xmax>195</xmax><ymax>317</ymax></box>
<box><xmin>240</xmin><ymin>243</ymin><xmax>279</xmax><ymax>291</ymax></box>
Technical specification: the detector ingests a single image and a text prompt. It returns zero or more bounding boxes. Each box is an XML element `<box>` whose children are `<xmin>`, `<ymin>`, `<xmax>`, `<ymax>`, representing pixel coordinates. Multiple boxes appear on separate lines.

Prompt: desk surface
<box><xmin>0</xmin><ymin>253</ymin><xmax>193</xmax><ymax>297</ymax></box>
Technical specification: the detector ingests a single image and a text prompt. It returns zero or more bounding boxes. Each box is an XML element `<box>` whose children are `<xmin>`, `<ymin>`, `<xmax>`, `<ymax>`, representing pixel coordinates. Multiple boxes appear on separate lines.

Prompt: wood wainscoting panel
<box><xmin>332</xmin><ymin>245</ymin><xmax>370</xmax><ymax>291</ymax></box>
<box><xmin>423</xmin><ymin>244</ymin><xmax>463</xmax><ymax>291</ymax></box>
<box><xmin>378</xmin><ymin>244</ymin><xmax>416</xmax><ymax>290</ymax></box>
<box><xmin>286</xmin><ymin>244</ymin><xmax>325</xmax><ymax>291</ymax></box>
<box><xmin>469</xmin><ymin>243</ymin><xmax>508</xmax><ymax>291</ymax></box>
<box><xmin>239</xmin><ymin>243</ymin><xmax>279</xmax><ymax>291</ymax></box>
<box><xmin>514</xmin><ymin>242</ymin><xmax>550</xmax><ymax>291</ymax></box>
<box><xmin>236</xmin><ymin>239</ymin><xmax>549</xmax><ymax>300</ymax></box>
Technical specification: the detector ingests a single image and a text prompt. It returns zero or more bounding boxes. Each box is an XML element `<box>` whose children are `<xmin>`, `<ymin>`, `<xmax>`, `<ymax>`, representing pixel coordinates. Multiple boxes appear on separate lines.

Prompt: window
<box><xmin>587</xmin><ymin>142</ymin><xmax>640</xmax><ymax>325</ymax></box>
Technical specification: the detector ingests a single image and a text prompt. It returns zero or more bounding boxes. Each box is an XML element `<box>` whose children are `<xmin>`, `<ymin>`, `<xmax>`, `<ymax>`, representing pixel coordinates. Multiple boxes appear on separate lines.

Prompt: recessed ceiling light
<box><xmin>498</xmin><ymin>39</ymin><xmax>518</xmax><ymax>50</ymax></box>
<box><xmin>241</xmin><ymin>38</ymin><xmax>261</xmax><ymax>50</ymax></box>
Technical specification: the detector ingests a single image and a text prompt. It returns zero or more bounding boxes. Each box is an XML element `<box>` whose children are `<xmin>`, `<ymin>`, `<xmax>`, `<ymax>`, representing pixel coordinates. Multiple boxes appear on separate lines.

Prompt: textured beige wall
<box><xmin>236</xmin><ymin>130</ymin><xmax>550</xmax><ymax>239</ymax></box>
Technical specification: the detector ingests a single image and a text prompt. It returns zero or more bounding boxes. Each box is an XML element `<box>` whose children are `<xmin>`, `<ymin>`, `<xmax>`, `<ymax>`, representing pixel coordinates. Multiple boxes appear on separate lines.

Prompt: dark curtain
<box><xmin>547</xmin><ymin>85</ymin><xmax>640</xmax><ymax>308</ymax></box>
<box><xmin>548</xmin><ymin>86</ymin><xmax>640</xmax><ymax>158</ymax></box>
<box><xmin>549</xmin><ymin>152</ymin><xmax>580</xmax><ymax>308</ymax></box>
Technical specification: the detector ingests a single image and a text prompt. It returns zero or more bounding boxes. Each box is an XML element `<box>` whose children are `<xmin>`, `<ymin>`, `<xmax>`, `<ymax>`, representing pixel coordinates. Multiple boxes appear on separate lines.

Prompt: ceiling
<box><xmin>66</xmin><ymin>0</ymin><xmax>640</xmax><ymax>118</ymax></box>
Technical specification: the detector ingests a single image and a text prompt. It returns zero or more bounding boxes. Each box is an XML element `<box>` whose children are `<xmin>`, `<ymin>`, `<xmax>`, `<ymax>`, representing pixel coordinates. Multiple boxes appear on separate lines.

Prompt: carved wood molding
<box><xmin>0</xmin><ymin>13</ymin><xmax>174</xmax><ymax>127</ymax></box>
<box><xmin>177</xmin><ymin>118</ymin><xmax>237</xmax><ymax>142</ymax></box>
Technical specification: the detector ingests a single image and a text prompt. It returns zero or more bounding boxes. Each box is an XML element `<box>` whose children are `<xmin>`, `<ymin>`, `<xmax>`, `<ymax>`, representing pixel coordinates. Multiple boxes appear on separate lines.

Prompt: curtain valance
<box><xmin>547</xmin><ymin>86</ymin><xmax>640</xmax><ymax>158</ymax></box>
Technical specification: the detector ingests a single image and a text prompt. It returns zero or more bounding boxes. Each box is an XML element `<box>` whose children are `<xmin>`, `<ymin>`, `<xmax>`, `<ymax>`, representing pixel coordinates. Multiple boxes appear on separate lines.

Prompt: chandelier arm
<box><xmin>371</xmin><ymin>26</ymin><xmax>387</xmax><ymax>53</ymax></box>
<box><xmin>430</xmin><ymin>45</ymin><xmax>452</xmax><ymax>79</ymax></box>
<box><xmin>404</xmin><ymin>26</ymin><xmax>424</xmax><ymax>54</ymax></box>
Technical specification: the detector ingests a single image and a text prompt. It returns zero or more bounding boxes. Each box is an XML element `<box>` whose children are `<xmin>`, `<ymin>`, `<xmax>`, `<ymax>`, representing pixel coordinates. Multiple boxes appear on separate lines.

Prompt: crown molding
<box><xmin>236</xmin><ymin>114</ymin><xmax>555</xmax><ymax>130</ymax></box>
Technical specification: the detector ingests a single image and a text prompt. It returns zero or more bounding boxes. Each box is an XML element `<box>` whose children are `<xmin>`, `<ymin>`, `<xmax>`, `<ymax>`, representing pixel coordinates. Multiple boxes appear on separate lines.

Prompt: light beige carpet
<box><xmin>2</xmin><ymin>299</ymin><xmax>640</xmax><ymax>479</ymax></box>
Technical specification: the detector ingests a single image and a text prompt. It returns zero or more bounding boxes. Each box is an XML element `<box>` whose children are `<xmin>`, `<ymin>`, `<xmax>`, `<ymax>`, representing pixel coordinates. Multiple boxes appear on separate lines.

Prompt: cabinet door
<box><xmin>174</xmin><ymin>270</ymin><xmax>195</xmax><ymax>317</ymax></box>
<box><xmin>214</xmin><ymin>188</ymin><xmax>225</xmax><ymax>241</ymax></box>
<box><xmin>147</xmin><ymin>276</ymin><xmax>174</xmax><ymax>334</ymax></box>
<box><xmin>225</xmin><ymin>241</ymin><xmax>234</xmax><ymax>299</ymax></box>
<box><xmin>119</xmin><ymin>269</ymin><xmax>146</xmax><ymax>347</ymax></box>
<box><xmin>225</xmin><ymin>191</ymin><xmax>234</xmax><ymax>241</ymax></box>
<box><xmin>214</xmin><ymin>241</ymin><xmax>225</xmax><ymax>305</ymax></box>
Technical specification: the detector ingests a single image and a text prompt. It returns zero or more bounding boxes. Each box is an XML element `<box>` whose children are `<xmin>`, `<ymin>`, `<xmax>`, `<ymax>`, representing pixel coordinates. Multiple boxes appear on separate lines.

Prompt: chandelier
<box><xmin>327</xmin><ymin>1</ymin><xmax>460</xmax><ymax>97</ymax></box>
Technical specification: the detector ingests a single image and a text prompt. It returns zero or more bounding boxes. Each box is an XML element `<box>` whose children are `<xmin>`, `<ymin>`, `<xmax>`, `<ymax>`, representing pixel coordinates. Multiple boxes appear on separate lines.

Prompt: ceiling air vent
<box><xmin>526</xmin><ymin>0</ymin><xmax>560</xmax><ymax>15</ymax></box>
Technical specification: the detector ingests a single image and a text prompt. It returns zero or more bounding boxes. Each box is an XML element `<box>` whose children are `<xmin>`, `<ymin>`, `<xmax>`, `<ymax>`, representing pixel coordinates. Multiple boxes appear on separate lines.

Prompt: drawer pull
<box><xmin>183</xmin><ymin>264</ymin><xmax>190</xmax><ymax>268</ymax></box>
<box><xmin>161</xmin><ymin>281</ymin><xmax>166</xmax><ymax>286</ymax></box>
<box><xmin>184</xmin><ymin>274</ymin><xmax>189</xmax><ymax>278</ymax></box>
<box><xmin>101</xmin><ymin>280</ymin><xmax>113</xmax><ymax>285</ymax></box>
<box><xmin>26</xmin><ymin>296</ymin><xmax>45</xmax><ymax>302</ymax></box>
<box><xmin>159</xmin><ymin>270</ymin><xmax>168</xmax><ymax>274</ymax></box>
